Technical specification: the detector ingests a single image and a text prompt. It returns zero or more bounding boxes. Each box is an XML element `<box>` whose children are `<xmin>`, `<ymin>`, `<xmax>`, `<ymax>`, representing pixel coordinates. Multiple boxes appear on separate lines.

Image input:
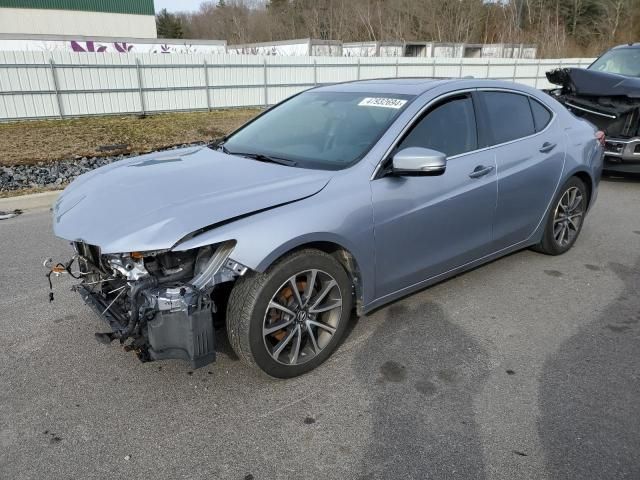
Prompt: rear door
<box><xmin>476</xmin><ymin>90</ymin><xmax>565</xmax><ymax>250</ymax></box>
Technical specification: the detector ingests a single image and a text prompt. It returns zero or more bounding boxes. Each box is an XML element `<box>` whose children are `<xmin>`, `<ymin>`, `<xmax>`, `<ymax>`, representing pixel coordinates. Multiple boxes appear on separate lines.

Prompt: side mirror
<box><xmin>391</xmin><ymin>147</ymin><xmax>447</xmax><ymax>176</ymax></box>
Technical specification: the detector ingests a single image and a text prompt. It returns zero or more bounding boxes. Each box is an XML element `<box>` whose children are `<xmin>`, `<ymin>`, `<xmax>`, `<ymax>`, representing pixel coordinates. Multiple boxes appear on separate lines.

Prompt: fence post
<box><xmin>485</xmin><ymin>58</ymin><xmax>491</xmax><ymax>79</ymax></box>
<box><xmin>431</xmin><ymin>58</ymin><xmax>436</xmax><ymax>79</ymax></box>
<box><xmin>135</xmin><ymin>58</ymin><xmax>146</xmax><ymax>115</ymax></box>
<box><xmin>357</xmin><ymin>58</ymin><xmax>360</xmax><ymax>80</ymax></box>
<box><xmin>203</xmin><ymin>59</ymin><xmax>211</xmax><ymax>111</ymax></box>
<box><xmin>263</xmin><ymin>58</ymin><xmax>268</xmax><ymax>107</ymax></box>
<box><xmin>48</xmin><ymin>59</ymin><xmax>63</xmax><ymax>119</ymax></box>
<box><xmin>313</xmin><ymin>59</ymin><xmax>317</xmax><ymax>86</ymax></box>
<box><xmin>512</xmin><ymin>58</ymin><xmax>518</xmax><ymax>82</ymax></box>
<box><xmin>534</xmin><ymin>58</ymin><xmax>541</xmax><ymax>89</ymax></box>
<box><xmin>395</xmin><ymin>57</ymin><xmax>399</xmax><ymax>77</ymax></box>
<box><xmin>458</xmin><ymin>56</ymin><xmax>464</xmax><ymax>78</ymax></box>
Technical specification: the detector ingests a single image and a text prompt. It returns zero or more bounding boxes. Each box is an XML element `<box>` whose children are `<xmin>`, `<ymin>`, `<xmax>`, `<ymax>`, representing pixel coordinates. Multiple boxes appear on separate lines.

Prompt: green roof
<box><xmin>0</xmin><ymin>0</ymin><xmax>155</xmax><ymax>15</ymax></box>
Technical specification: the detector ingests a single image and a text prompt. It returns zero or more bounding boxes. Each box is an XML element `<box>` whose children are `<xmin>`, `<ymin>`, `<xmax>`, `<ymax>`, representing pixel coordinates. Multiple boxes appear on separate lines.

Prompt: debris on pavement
<box><xmin>0</xmin><ymin>209</ymin><xmax>22</xmax><ymax>220</ymax></box>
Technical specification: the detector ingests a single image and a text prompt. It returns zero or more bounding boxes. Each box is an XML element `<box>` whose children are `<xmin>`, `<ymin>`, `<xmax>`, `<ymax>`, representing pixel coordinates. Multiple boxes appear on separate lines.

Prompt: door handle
<box><xmin>469</xmin><ymin>165</ymin><xmax>495</xmax><ymax>179</ymax></box>
<box><xmin>539</xmin><ymin>142</ymin><xmax>557</xmax><ymax>153</ymax></box>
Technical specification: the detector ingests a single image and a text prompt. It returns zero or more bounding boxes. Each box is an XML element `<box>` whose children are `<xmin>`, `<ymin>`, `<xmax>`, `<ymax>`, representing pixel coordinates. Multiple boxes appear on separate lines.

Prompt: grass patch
<box><xmin>0</xmin><ymin>109</ymin><xmax>261</xmax><ymax>166</ymax></box>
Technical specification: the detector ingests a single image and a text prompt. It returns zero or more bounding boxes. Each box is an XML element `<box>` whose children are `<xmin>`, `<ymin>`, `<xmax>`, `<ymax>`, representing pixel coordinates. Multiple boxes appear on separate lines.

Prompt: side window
<box><xmin>480</xmin><ymin>92</ymin><xmax>536</xmax><ymax>145</ymax></box>
<box><xmin>529</xmin><ymin>97</ymin><xmax>552</xmax><ymax>132</ymax></box>
<box><xmin>398</xmin><ymin>95</ymin><xmax>478</xmax><ymax>157</ymax></box>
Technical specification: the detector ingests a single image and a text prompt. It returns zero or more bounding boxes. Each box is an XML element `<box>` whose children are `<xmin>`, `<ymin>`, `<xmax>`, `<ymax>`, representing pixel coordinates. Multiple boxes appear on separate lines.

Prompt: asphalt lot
<box><xmin>1</xmin><ymin>177</ymin><xmax>639</xmax><ymax>480</ymax></box>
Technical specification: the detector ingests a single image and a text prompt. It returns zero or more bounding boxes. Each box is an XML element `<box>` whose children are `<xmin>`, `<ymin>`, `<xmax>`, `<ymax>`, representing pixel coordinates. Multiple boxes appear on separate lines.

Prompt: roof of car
<box><xmin>612</xmin><ymin>43</ymin><xmax>640</xmax><ymax>50</ymax></box>
<box><xmin>316</xmin><ymin>78</ymin><xmax>458</xmax><ymax>95</ymax></box>
<box><xmin>314</xmin><ymin>77</ymin><xmax>544</xmax><ymax>97</ymax></box>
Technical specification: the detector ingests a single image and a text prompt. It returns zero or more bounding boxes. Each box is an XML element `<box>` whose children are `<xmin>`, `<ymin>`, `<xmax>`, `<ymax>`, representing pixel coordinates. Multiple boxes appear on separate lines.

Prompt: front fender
<box><xmin>252</xmin><ymin>231</ymin><xmax>363</xmax><ymax>273</ymax></box>
<box><xmin>172</xmin><ymin>170</ymin><xmax>377</xmax><ymax>304</ymax></box>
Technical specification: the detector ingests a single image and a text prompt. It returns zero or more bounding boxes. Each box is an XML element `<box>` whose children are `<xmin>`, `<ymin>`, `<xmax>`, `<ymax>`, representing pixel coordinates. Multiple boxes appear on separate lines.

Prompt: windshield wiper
<box><xmin>228</xmin><ymin>151</ymin><xmax>297</xmax><ymax>167</ymax></box>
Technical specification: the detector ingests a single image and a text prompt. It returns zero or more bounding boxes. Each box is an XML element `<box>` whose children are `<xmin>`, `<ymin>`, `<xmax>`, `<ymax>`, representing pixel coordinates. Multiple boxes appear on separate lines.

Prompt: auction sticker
<box><xmin>358</xmin><ymin>97</ymin><xmax>407</xmax><ymax>109</ymax></box>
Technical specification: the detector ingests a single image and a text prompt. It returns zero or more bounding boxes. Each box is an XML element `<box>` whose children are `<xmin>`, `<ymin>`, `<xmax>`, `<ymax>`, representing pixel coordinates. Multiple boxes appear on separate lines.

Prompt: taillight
<box><xmin>595</xmin><ymin>130</ymin><xmax>606</xmax><ymax>147</ymax></box>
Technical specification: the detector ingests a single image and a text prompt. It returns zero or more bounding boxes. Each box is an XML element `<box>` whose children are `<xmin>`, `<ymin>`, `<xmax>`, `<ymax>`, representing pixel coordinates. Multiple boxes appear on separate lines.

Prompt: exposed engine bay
<box><xmin>546</xmin><ymin>67</ymin><xmax>640</xmax><ymax>167</ymax></box>
<box><xmin>46</xmin><ymin>241</ymin><xmax>247</xmax><ymax>368</ymax></box>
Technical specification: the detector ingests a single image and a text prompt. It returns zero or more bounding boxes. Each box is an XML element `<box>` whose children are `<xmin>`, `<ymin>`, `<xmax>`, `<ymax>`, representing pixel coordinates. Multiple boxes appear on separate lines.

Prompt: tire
<box><xmin>226</xmin><ymin>249</ymin><xmax>353</xmax><ymax>378</ymax></box>
<box><xmin>534</xmin><ymin>176</ymin><xmax>588</xmax><ymax>255</ymax></box>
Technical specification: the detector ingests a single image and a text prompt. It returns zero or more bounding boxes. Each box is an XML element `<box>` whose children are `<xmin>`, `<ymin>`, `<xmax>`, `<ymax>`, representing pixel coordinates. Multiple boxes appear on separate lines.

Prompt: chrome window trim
<box><xmin>475</xmin><ymin>87</ymin><xmax>557</xmax><ymax>148</ymax></box>
<box><xmin>371</xmin><ymin>88</ymin><xmax>476</xmax><ymax>180</ymax></box>
<box><xmin>371</xmin><ymin>86</ymin><xmax>558</xmax><ymax>180</ymax></box>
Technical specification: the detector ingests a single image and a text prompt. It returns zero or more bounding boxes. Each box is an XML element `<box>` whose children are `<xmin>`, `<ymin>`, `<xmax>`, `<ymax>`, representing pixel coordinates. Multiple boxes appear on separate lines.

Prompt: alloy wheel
<box><xmin>552</xmin><ymin>186</ymin><xmax>584</xmax><ymax>247</ymax></box>
<box><xmin>263</xmin><ymin>269</ymin><xmax>343</xmax><ymax>366</ymax></box>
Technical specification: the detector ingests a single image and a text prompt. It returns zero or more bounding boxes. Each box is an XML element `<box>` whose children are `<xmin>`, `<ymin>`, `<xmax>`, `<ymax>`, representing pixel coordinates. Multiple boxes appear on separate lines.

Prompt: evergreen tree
<box><xmin>156</xmin><ymin>8</ymin><xmax>184</xmax><ymax>39</ymax></box>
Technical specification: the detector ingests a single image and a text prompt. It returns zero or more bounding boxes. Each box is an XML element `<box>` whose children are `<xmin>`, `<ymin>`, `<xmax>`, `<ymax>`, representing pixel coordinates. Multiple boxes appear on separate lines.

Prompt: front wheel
<box><xmin>534</xmin><ymin>176</ymin><xmax>587</xmax><ymax>255</ymax></box>
<box><xmin>226</xmin><ymin>249</ymin><xmax>353</xmax><ymax>378</ymax></box>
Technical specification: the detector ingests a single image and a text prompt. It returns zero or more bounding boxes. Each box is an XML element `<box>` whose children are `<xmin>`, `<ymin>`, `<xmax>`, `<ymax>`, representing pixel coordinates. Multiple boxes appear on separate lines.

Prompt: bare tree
<box><xmin>174</xmin><ymin>0</ymin><xmax>639</xmax><ymax>57</ymax></box>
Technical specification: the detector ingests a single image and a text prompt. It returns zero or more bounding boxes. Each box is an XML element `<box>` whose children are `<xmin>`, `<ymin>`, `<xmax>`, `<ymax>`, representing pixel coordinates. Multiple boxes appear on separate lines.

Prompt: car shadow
<box><xmin>213</xmin><ymin>324</ymin><xmax>240</xmax><ymax>361</ymax></box>
<box><xmin>537</xmin><ymin>259</ymin><xmax>640</xmax><ymax>478</ymax></box>
<box><xmin>351</xmin><ymin>298</ymin><xmax>490</xmax><ymax>479</ymax></box>
<box><xmin>602</xmin><ymin>172</ymin><xmax>640</xmax><ymax>183</ymax></box>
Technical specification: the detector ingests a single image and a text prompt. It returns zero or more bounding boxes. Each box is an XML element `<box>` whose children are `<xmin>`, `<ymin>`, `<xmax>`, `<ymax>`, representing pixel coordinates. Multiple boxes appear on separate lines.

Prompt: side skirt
<box><xmin>363</xmin><ymin>238</ymin><xmax>536</xmax><ymax>314</ymax></box>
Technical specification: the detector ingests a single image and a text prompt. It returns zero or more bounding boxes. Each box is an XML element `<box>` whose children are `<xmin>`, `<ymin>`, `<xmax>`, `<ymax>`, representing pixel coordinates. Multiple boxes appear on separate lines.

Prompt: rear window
<box><xmin>480</xmin><ymin>91</ymin><xmax>536</xmax><ymax>145</ymax></box>
<box><xmin>529</xmin><ymin>98</ymin><xmax>552</xmax><ymax>132</ymax></box>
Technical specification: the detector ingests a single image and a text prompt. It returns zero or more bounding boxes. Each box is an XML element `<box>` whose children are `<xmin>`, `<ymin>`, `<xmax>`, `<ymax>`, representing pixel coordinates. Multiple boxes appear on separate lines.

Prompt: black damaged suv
<box><xmin>547</xmin><ymin>43</ymin><xmax>640</xmax><ymax>173</ymax></box>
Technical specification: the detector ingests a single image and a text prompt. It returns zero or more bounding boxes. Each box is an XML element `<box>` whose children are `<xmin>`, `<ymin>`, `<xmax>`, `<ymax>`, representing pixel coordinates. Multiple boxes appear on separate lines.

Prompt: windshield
<box><xmin>222</xmin><ymin>91</ymin><xmax>414</xmax><ymax>170</ymax></box>
<box><xmin>589</xmin><ymin>48</ymin><xmax>640</xmax><ymax>77</ymax></box>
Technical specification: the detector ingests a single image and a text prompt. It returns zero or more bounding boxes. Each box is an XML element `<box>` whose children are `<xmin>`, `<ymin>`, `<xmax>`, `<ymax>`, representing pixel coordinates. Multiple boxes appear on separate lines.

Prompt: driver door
<box><xmin>371</xmin><ymin>92</ymin><xmax>498</xmax><ymax>299</ymax></box>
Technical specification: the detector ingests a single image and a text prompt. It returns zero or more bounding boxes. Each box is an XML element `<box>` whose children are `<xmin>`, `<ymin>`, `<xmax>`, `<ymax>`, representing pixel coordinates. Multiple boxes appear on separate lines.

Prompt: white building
<box><xmin>405</xmin><ymin>41</ymin><xmax>537</xmax><ymax>59</ymax></box>
<box><xmin>342</xmin><ymin>42</ymin><xmax>404</xmax><ymax>57</ymax></box>
<box><xmin>0</xmin><ymin>0</ymin><xmax>157</xmax><ymax>38</ymax></box>
<box><xmin>228</xmin><ymin>39</ymin><xmax>342</xmax><ymax>57</ymax></box>
<box><xmin>464</xmin><ymin>43</ymin><xmax>538</xmax><ymax>59</ymax></box>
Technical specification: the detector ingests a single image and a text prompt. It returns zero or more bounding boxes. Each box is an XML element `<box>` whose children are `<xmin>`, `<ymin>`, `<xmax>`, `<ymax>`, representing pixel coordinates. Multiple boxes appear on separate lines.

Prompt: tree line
<box><xmin>157</xmin><ymin>0</ymin><xmax>640</xmax><ymax>58</ymax></box>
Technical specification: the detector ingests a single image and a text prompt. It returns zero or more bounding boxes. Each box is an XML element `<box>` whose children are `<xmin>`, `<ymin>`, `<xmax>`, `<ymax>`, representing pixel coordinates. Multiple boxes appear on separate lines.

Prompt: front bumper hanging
<box><xmin>78</xmin><ymin>284</ymin><xmax>216</xmax><ymax>369</ymax></box>
<box><xmin>45</xmin><ymin>241</ymin><xmax>243</xmax><ymax>369</ymax></box>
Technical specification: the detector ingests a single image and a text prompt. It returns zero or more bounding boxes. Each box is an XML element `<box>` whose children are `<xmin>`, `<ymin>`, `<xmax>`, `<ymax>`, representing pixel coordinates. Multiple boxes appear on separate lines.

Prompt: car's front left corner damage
<box><xmin>46</xmin><ymin>240</ymin><xmax>248</xmax><ymax>368</ymax></box>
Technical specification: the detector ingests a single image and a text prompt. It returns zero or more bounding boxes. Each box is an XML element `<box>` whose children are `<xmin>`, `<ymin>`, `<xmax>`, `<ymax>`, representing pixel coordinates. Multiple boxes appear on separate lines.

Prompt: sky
<box><xmin>154</xmin><ymin>0</ymin><xmax>205</xmax><ymax>13</ymax></box>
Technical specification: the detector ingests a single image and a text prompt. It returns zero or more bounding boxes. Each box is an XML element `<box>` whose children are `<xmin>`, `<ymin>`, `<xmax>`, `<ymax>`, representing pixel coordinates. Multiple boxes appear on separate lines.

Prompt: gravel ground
<box><xmin>0</xmin><ymin>178</ymin><xmax>639</xmax><ymax>480</ymax></box>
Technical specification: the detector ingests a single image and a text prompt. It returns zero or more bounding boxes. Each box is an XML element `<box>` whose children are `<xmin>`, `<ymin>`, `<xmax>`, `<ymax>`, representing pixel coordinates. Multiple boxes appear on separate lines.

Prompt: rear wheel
<box><xmin>534</xmin><ymin>176</ymin><xmax>587</xmax><ymax>255</ymax></box>
<box><xmin>226</xmin><ymin>249</ymin><xmax>353</xmax><ymax>378</ymax></box>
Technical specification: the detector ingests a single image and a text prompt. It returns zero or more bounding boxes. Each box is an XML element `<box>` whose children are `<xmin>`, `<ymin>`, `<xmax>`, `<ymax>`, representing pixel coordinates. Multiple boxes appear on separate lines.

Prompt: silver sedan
<box><xmin>51</xmin><ymin>78</ymin><xmax>604</xmax><ymax>377</ymax></box>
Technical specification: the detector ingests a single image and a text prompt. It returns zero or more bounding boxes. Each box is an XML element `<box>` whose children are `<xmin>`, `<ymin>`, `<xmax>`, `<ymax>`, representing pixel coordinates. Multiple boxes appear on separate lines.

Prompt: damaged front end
<box><xmin>546</xmin><ymin>67</ymin><xmax>640</xmax><ymax>170</ymax></box>
<box><xmin>48</xmin><ymin>240</ymin><xmax>246</xmax><ymax>368</ymax></box>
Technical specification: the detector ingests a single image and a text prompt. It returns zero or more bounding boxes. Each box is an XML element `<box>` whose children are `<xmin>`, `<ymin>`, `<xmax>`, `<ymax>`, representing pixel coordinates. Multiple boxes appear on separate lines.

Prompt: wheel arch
<box><xmin>570</xmin><ymin>169</ymin><xmax>594</xmax><ymax>209</ymax></box>
<box><xmin>255</xmin><ymin>236</ymin><xmax>365</xmax><ymax>316</ymax></box>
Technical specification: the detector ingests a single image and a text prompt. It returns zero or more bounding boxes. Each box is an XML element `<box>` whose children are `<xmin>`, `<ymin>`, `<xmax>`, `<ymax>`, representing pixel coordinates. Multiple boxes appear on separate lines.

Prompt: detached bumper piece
<box><xmin>79</xmin><ymin>285</ymin><xmax>216</xmax><ymax>369</ymax></box>
<box><xmin>147</xmin><ymin>297</ymin><xmax>215</xmax><ymax>369</ymax></box>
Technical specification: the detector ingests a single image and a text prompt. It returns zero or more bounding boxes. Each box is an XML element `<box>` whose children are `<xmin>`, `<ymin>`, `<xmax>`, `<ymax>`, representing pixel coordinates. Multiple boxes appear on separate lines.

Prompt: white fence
<box><xmin>0</xmin><ymin>51</ymin><xmax>595</xmax><ymax>121</ymax></box>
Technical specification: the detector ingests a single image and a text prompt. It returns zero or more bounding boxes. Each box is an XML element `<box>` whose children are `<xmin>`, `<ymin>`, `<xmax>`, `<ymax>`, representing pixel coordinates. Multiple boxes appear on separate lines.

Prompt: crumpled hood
<box><xmin>547</xmin><ymin>67</ymin><xmax>640</xmax><ymax>97</ymax></box>
<box><xmin>53</xmin><ymin>147</ymin><xmax>332</xmax><ymax>253</ymax></box>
